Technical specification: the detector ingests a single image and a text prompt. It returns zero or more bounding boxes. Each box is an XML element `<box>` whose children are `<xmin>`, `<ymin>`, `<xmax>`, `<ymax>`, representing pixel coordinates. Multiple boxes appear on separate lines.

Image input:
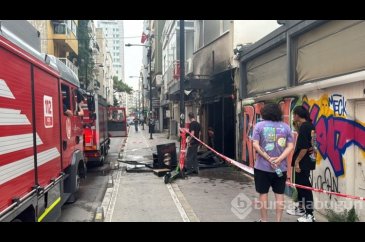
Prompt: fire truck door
<box><xmin>33</xmin><ymin>67</ymin><xmax>61</xmax><ymax>187</ymax></box>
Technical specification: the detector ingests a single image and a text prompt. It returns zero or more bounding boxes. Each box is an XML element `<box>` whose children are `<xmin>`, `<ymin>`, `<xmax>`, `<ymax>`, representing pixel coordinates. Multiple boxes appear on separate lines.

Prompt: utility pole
<box><xmin>149</xmin><ymin>44</ymin><xmax>153</xmax><ymax>139</ymax></box>
<box><xmin>138</xmin><ymin>90</ymin><xmax>141</xmax><ymax>120</ymax></box>
<box><xmin>142</xmin><ymin>82</ymin><xmax>145</xmax><ymax>130</ymax></box>
<box><xmin>179</xmin><ymin>20</ymin><xmax>185</xmax><ymax>129</ymax></box>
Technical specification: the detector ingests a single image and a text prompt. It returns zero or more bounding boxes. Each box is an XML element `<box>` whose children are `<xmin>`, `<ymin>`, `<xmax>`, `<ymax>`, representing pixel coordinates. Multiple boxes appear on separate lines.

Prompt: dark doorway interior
<box><xmin>205</xmin><ymin>72</ymin><xmax>236</xmax><ymax>159</ymax></box>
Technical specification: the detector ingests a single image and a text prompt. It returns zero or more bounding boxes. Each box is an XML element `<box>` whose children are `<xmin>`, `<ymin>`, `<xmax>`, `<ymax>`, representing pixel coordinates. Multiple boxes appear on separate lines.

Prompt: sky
<box><xmin>123</xmin><ymin>20</ymin><xmax>144</xmax><ymax>91</ymax></box>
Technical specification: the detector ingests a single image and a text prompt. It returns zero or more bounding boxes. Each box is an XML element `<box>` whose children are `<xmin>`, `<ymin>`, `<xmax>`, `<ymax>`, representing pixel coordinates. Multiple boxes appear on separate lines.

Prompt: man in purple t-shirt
<box><xmin>252</xmin><ymin>103</ymin><xmax>294</xmax><ymax>222</ymax></box>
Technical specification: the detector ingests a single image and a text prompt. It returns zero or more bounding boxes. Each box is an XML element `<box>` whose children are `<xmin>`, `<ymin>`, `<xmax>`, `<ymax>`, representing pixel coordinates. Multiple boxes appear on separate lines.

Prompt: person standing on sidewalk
<box><xmin>286</xmin><ymin>105</ymin><xmax>316</xmax><ymax>222</ymax></box>
<box><xmin>185</xmin><ymin>112</ymin><xmax>201</xmax><ymax>175</ymax></box>
<box><xmin>134</xmin><ymin>116</ymin><xmax>139</xmax><ymax>132</ymax></box>
<box><xmin>252</xmin><ymin>103</ymin><xmax>294</xmax><ymax>222</ymax></box>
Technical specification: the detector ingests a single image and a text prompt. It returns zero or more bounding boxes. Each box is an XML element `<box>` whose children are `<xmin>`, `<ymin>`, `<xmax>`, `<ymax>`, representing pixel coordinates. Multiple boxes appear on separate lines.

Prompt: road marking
<box><xmin>104</xmin><ymin>167</ymin><xmax>121</xmax><ymax>222</ymax></box>
<box><xmin>104</xmin><ymin>136</ymin><xmax>127</xmax><ymax>222</ymax></box>
<box><xmin>170</xmin><ymin>183</ymin><xmax>200</xmax><ymax>222</ymax></box>
<box><xmin>166</xmin><ymin>183</ymin><xmax>190</xmax><ymax>222</ymax></box>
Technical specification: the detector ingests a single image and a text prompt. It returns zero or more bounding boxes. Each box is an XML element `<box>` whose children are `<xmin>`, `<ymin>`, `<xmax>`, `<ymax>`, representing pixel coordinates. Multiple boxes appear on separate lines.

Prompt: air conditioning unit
<box><xmin>186</xmin><ymin>58</ymin><xmax>193</xmax><ymax>75</ymax></box>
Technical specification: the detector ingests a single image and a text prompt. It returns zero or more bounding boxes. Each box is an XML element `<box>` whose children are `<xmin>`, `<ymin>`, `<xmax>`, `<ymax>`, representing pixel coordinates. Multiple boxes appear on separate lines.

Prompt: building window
<box><xmin>222</xmin><ymin>20</ymin><xmax>230</xmax><ymax>33</ymax></box>
<box><xmin>195</xmin><ymin>20</ymin><xmax>230</xmax><ymax>50</ymax></box>
<box><xmin>196</xmin><ymin>20</ymin><xmax>204</xmax><ymax>50</ymax></box>
<box><xmin>204</xmin><ymin>20</ymin><xmax>220</xmax><ymax>45</ymax></box>
<box><xmin>72</xmin><ymin>20</ymin><xmax>77</xmax><ymax>37</ymax></box>
<box><xmin>66</xmin><ymin>20</ymin><xmax>72</xmax><ymax>35</ymax></box>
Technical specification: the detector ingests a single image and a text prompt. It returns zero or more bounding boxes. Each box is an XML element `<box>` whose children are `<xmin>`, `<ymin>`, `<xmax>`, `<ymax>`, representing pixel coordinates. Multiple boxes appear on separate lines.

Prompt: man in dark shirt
<box><xmin>287</xmin><ymin>106</ymin><xmax>316</xmax><ymax>222</ymax></box>
<box><xmin>185</xmin><ymin>112</ymin><xmax>201</xmax><ymax>175</ymax></box>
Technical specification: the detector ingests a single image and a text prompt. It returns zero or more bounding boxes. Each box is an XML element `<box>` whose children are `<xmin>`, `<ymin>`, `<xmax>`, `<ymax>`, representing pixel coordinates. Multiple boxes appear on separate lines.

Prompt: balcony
<box><xmin>58</xmin><ymin>58</ymin><xmax>78</xmax><ymax>76</ymax></box>
<box><xmin>164</xmin><ymin>60</ymin><xmax>181</xmax><ymax>90</ymax></box>
<box><xmin>52</xmin><ymin>20</ymin><xmax>78</xmax><ymax>55</ymax></box>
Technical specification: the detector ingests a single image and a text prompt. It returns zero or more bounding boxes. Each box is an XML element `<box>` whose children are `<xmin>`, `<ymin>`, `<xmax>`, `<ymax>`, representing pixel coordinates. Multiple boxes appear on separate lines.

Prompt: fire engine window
<box><xmin>73</xmin><ymin>88</ymin><xmax>84</xmax><ymax>116</ymax></box>
<box><xmin>61</xmin><ymin>84</ymin><xmax>71</xmax><ymax>114</ymax></box>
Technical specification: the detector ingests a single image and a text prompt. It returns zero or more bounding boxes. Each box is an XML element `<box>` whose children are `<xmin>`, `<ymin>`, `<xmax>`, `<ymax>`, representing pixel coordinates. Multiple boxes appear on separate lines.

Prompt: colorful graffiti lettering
<box><xmin>305</xmin><ymin>101</ymin><xmax>365</xmax><ymax>177</ymax></box>
<box><xmin>241</xmin><ymin>93</ymin><xmax>365</xmax><ymax>179</ymax></box>
<box><xmin>242</xmin><ymin>103</ymin><xmax>264</xmax><ymax>168</ymax></box>
<box><xmin>329</xmin><ymin>94</ymin><xmax>347</xmax><ymax>116</ymax></box>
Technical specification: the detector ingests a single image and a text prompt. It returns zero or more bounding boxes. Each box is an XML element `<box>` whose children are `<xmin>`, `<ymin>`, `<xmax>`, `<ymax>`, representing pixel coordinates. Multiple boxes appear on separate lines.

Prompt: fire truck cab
<box><xmin>0</xmin><ymin>22</ymin><xmax>87</xmax><ymax>222</ymax></box>
<box><xmin>107</xmin><ymin>106</ymin><xmax>127</xmax><ymax>137</ymax></box>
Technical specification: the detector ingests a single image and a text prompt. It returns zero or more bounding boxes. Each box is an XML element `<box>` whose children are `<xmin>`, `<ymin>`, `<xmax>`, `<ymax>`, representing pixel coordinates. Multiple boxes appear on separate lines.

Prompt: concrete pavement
<box><xmin>102</xmin><ymin>126</ymin><xmax>327</xmax><ymax>222</ymax></box>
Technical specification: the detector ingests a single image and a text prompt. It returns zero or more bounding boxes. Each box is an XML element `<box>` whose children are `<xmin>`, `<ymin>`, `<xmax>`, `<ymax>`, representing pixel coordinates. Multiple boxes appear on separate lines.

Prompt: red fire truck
<box><xmin>0</xmin><ymin>24</ymin><xmax>87</xmax><ymax>221</ymax></box>
<box><xmin>107</xmin><ymin>106</ymin><xmax>127</xmax><ymax>137</ymax></box>
<box><xmin>82</xmin><ymin>93</ymin><xmax>110</xmax><ymax>166</ymax></box>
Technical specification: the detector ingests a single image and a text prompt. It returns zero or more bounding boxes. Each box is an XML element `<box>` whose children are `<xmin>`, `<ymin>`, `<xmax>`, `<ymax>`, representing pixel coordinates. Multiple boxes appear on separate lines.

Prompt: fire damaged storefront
<box><xmin>200</xmin><ymin>70</ymin><xmax>235</xmax><ymax>159</ymax></box>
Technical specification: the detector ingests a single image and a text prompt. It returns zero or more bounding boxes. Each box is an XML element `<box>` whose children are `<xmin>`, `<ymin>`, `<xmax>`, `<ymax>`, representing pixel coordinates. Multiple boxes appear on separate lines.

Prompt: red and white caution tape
<box><xmin>180</xmin><ymin>128</ymin><xmax>365</xmax><ymax>202</ymax></box>
<box><xmin>287</xmin><ymin>182</ymin><xmax>365</xmax><ymax>201</ymax></box>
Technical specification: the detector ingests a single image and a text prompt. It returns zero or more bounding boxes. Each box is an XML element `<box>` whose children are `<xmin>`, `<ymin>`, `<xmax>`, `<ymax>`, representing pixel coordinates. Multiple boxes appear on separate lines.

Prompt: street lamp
<box><xmin>126</xmin><ymin>42</ymin><xmax>153</xmax><ymax>139</ymax></box>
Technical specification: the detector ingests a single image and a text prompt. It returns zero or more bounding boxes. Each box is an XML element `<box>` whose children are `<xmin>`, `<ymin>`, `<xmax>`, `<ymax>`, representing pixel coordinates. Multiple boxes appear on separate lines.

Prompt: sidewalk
<box><xmin>104</xmin><ymin>126</ymin><xmax>327</xmax><ymax>222</ymax></box>
<box><xmin>105</xmin><ymin>127</ymin><xmax>182</xmax><ymax>222</ymax></box>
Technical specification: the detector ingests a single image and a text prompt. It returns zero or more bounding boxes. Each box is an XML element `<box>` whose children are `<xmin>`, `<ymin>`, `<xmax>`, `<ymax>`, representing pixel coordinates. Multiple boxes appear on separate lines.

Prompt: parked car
<box><xmin>127</xmin><ymin>117</ymin><xmax>135</xmax><ymax>125</ymax></box>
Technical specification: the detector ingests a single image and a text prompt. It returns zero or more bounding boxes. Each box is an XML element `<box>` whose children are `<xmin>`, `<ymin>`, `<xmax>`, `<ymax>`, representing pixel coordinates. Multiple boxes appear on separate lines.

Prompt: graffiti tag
<box><xmin>329</xmin><ymin>94</ymin><xmax>347</xmax><ymax>116</ymax></box>
<box><xmin>307</xmin><ymin>103</ymin><xmax>365</xmax><ymax>177</ymax></box>
<box><xmin>313</xmin><ymin>167</ymin><xmax>339</xmax><ymax>200</ymax></box>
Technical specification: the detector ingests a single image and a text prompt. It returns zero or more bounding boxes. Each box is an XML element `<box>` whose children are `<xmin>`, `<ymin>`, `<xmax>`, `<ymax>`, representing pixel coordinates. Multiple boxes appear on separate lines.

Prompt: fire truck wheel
<box><xmin>76</xmin><ymin>169</ymin><xmax>81</xmax><ymax>191</ymax></box>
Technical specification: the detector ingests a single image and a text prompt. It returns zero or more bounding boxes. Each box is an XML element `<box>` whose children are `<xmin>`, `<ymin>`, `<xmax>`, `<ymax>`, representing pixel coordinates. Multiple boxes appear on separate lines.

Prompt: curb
<box><xmin>94</xmin><ymin>136</ymin><xmax>127</xmax><ymax>222</ymax></box>
<box><xmin>94</xmin><ymin>177</ymin><xmax>114</xmax><ymax>222</ymax></box>
<box><xmin>94</xmin><ymin>206</ymin><xmax>105</xmax><ymax>222</ymax></box>
<box><xmin>94</xmin><ymin>137</ymin><xmax>127</xmax><ymax>222</ymax></box>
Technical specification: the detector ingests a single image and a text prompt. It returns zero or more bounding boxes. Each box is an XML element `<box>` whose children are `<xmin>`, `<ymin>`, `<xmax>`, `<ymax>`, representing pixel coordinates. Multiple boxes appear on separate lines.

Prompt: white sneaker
<box><xmin>286</xmin><ymin>207</ymin><xmax>305</xmax><ymax>216</ymax></box>
<box><xmin>297</xmin><ymin>214</ymin><xmax>316</xmax><ymax>222</ymax></box>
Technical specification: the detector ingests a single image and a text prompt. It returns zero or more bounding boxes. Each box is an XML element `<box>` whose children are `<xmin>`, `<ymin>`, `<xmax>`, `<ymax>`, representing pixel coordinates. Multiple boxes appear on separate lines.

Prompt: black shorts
<box><xmin>254</xmin><ymin>168</ymin><xmax>287</xmax><ymax>194</ymax></box>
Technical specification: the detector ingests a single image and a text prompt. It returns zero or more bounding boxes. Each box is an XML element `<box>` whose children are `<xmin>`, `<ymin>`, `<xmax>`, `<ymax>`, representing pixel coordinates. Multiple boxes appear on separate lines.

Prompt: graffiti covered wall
<box><xmin>241</xmin><ymin>88</ymin><xmax>365</xmax><ymax>218</ymax></box>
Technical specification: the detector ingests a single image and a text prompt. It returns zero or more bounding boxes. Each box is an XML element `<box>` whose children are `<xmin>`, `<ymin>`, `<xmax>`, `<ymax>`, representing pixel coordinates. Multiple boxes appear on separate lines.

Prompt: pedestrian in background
<box><xmin>185</xmin><ymin>112</ymin><xmax>201</xmax><ymax>175</ymax></box>
<box><xmin>286</xmin><ymin>105</ymin><xmax>316</xmax><ymax>222</ymax></box>
<box><xmin>252</xmin><ymin>103</ymin><xmax>294</xmax><ymax>222</ymax></box>
<box><xmin>134</xmin><ymin>116</ymin><xmax>139</xmax><ymax>132</ymax></box>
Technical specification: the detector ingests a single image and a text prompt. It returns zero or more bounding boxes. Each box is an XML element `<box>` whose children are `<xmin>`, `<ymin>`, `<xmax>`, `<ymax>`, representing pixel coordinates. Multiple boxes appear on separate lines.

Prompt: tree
<box><xmin>113</xmin><ymin>76</ymin><xmax>133</xmax><ymax>94</ymax></box>
<box><xmin>77</xmin><ymin>20</ymin><xmax>94</xmax><ymax>90</ymax></box>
